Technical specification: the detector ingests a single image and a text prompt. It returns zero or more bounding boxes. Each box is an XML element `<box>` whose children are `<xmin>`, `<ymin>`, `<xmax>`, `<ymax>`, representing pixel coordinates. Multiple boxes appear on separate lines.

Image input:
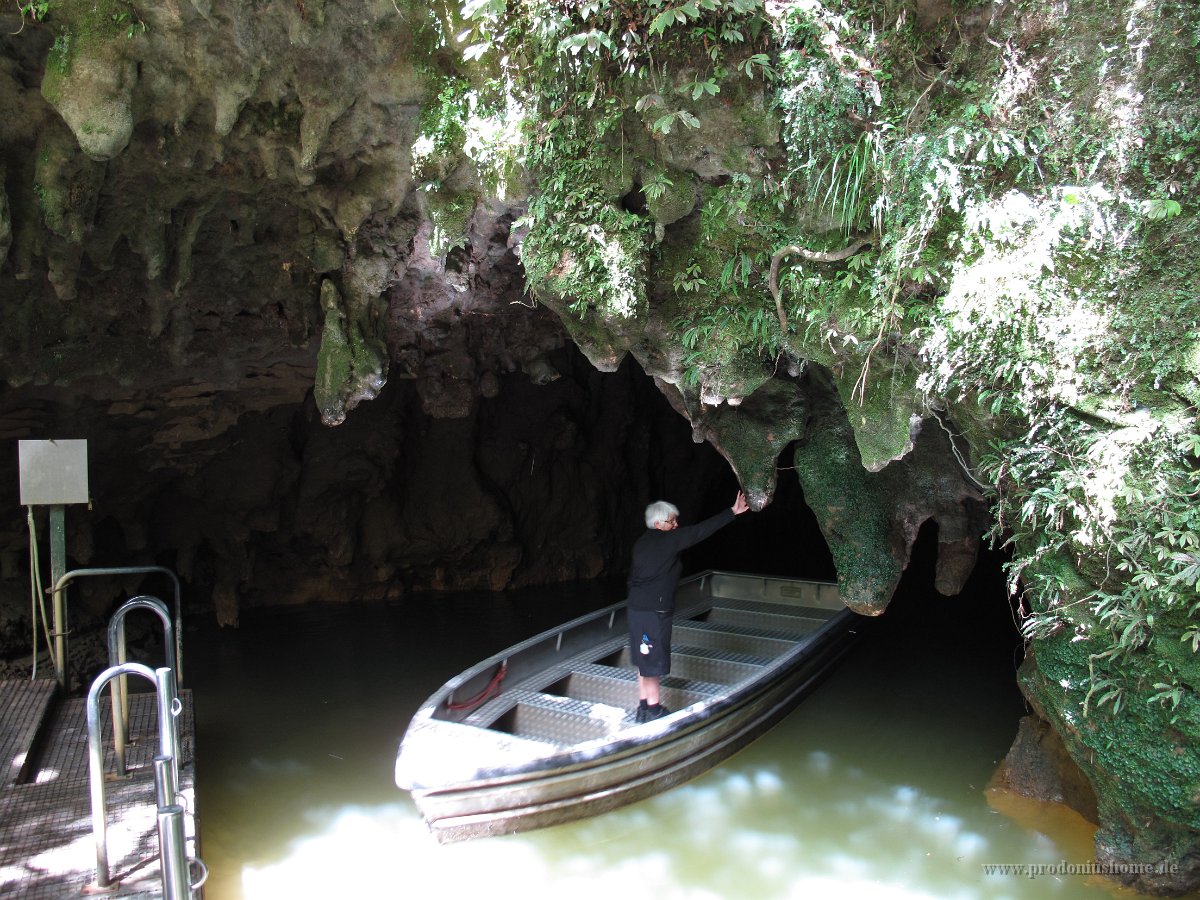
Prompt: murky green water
<box><xmin>186</xmin><ymin>572</ymin><xmax>1136</xmax><ymax>900</ymax></box>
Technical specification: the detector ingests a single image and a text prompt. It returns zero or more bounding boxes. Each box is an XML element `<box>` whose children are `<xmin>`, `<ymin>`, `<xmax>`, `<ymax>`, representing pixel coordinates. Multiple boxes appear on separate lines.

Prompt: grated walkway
<box><xmin>0</xmin><ymin>679</ymin><xmax>56</xmax><ymax>787</ymax></box>
<box><xmin>0</xmin><ymin>679</ymin><xmax>199</xmax><ymax>898</ymax></box>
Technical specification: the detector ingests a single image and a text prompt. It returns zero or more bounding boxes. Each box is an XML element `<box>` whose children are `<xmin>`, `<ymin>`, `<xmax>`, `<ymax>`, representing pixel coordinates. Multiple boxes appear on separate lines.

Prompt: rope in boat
<box><xmin>447</xmin><ymin>662</ymin><xmax>508</xmax><ymax>712</ymax></box>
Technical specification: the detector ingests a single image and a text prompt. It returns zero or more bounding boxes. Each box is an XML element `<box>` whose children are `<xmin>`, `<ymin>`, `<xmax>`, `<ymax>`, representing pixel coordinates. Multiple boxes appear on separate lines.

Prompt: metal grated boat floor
<box><xmin>462</xmin><ymin>598</ymin><xmax>835</xmax><ymax>747</ymax></box>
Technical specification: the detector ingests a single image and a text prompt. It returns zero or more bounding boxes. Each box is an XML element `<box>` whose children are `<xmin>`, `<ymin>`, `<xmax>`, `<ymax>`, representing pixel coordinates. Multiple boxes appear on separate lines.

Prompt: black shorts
<box><xmin>628</xmin><ymin>608</ymin><xmax>672</xmax><ymax>677</ymax></box>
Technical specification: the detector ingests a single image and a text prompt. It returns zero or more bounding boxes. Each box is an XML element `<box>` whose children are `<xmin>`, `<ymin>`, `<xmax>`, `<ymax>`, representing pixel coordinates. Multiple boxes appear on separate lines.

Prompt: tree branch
<box><xmin>768</xmin><ymin>235</ymin><xmax>874</xmax><ymax>333</ymax></box>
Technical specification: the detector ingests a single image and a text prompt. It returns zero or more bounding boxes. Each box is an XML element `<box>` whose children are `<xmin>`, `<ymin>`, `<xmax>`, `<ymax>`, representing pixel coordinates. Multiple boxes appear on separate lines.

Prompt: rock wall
<box><xmin>0</xmin><ymin>0</ymin><xmax>979</xmax><ymax>631</ymax></box>
<box><xmin>0</xmin><ymin>325</ymin><xmax>743</xmax><ymax>634</ymax></box>
<box><xmin>0</xmin><ymin>1</ymin><xmax>721</xmax><ymax>640</ymax></box>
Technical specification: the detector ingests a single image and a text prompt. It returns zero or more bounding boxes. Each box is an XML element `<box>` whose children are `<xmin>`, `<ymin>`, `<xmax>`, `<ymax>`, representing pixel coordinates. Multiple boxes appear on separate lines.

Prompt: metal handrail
<box><xmin>86</xmin><ymin>663</ymin><xmax>201</xmax><ymax>897</ymax></box>
<box><xmin>155</xmin><ymin>756</ymin><xmax>190</xmax><ymax>899</ymax></box>
<box><xmin>51</xmin><ymin>566</ymin><xmax>184</xmax><ymax>691</ymax></box>
<box><xmin>107</xmin><ymin>595</ymin><xmax>178</xmax><ymax>776</ymax></box>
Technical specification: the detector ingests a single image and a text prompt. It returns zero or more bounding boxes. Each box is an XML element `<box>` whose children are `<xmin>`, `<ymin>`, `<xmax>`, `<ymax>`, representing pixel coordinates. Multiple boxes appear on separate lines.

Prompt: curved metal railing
<box><xmin>106</xmin><ymin>595</ymin><xmax>178</xmax><ymax>776</ymax></box>
<box><xmin>86</xmin><ymin>663</ymin><xmax>204</xmax><ymax>898</ymax></box>
<box><xmin>51</xmin><ymin>566</ymin><xmax>184</xmax><ymax>691</ymax></box>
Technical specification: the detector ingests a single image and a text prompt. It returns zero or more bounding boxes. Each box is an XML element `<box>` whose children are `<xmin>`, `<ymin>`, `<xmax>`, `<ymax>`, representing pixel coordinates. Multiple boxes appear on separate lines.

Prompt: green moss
<box><xmin>31</xmin><ymin>132</ymin><xmax>102</xmax><ymax>241</ymax></box>
<box><xmin>47</xmin><ymin>32</ymin><xmax>72</xmax><ymax>79</ymax></box>
<box><xmin>645</xmin><ymin>167</ymin><xmax>695</xmax><ymax>226</ymax></box>
<box><xmin>46</xmin><ymin>0</ymin><xmax>136</xmax><ymax>64</ymax></box>
<box><xmin>40</xmin><ymin>0</ymin><xmax>141</xmax><ymax>116</ymax></box>
<box><xmin>1025</xmin><ymin>634</ymin><xmax>1200</xmax><ymax>833</ymax></box>
<box><xmin>1159</xmin><ymin>634</ymin><xmax>1200</xmax><ymax>696</ymax></box>
<box><xmin>792</xmin><ymin>415</ymin><xmax>899</xmax><ymax>613</ymax></box>
<box><xmin>314</xmin><ymin>315</ymin><xmax>385</xmax><ymax>424</ymax></box>
<box><xmin>313</xmin><ymin>280</ymin><xmax>386</xmax><ymax>424</ymax></box>
<box><xmin>829</xmin><ymin>354</ymin><xmax>921</xmax><ymax>470</ymax></box>
<box><xmin>314</xmin><ymin>310</ymin><xmax>352</xmax><ymax>422</ymax></box>
<box><xmin>425</xmin><ymin>189</ymin><xmax>475</xmax><ymax>259</ymax></box>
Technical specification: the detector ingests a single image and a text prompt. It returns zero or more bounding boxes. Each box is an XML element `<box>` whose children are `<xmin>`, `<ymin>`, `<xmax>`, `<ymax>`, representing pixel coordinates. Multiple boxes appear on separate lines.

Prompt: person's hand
<box><xmin>732</xmin><ymin>491</ymin><xmax>750</xmax><ymax>515</ymax></box>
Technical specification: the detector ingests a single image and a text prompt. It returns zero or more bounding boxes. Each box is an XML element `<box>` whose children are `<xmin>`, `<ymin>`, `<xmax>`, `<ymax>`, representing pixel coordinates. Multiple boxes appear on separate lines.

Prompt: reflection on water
<box><xmin>186</xmin><ymin>576</ymin><xmax>1133</xmax><ymax>900</ymax></box>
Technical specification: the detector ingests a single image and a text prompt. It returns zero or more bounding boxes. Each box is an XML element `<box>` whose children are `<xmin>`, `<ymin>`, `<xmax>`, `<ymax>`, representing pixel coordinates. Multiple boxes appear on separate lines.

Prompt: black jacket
<box><xmin>626</xmin><ymin>508</ymin><xmax>735</xmax><ymax>613</ymax></box>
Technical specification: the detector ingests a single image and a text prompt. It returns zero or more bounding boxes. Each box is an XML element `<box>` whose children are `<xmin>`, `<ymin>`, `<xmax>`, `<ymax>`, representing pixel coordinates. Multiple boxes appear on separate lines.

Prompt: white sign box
<box><xmin>18</xmin><ymin>439</ymin><xmax>89</xmax><ymax>506</ymax></box>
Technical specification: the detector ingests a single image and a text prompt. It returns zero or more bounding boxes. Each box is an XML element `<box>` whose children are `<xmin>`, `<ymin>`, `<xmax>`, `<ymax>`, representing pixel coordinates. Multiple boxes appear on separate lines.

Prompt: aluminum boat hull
<box><xmin>395</xmin><ymin>570</ymin><xmax>860</xmax><ymax>842</ymax></box>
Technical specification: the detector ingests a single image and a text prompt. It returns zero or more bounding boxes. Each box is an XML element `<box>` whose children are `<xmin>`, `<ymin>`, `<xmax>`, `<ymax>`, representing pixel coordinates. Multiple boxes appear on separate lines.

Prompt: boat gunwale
<box><xmin>409</xmin><ymin>608</ymin><xmax>857</xmax><ymax>804</ymax></box>
<box><xmin>398</xmin><ymin>571</ymin><xmax>852</xmax><ymax>793</ymax></box>
<box><xmin>415</xmin><ymin>569</ymin><xmax>841</xmax><ymax>722</ymax></box>
<box><xmin>418</xmin><ymin>623</ymin><xmax>861</xmax><ymax>838</ymax></box>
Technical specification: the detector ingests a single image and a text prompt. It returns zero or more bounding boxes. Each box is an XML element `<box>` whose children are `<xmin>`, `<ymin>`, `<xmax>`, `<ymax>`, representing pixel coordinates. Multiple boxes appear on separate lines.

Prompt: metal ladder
<box><xmin>85</xmin><ymin>595</ymin><xmax>207</xmax><ymax>898</ymax></box>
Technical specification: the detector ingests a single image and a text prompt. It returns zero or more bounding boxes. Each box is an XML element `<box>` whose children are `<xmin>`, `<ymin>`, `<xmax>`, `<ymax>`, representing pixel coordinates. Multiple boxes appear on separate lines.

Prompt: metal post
<box><xmin>156</xmin><ymin>803</ymin><xmax>191</xmax><ymax>900</ymax></box>
<box><xmin>154</xmin><ymin>754</ymin><xmax>178</xmax><ymax>809</ymax></box>
<box><xmin>114</xmin><ymin>626</ymin><xmax>128</xmax><ymax>774</ymax></box>
<box><xmin>54</xmin><ymin>566</ymin><xmax>186</xmax><ymax>685</ymax></box>
<box><xmin>48</xmin><ymin>505</ymin><xmax>68</xmax><ymax>690</ymax></box>
<box><xmin>154</xmin><ymin>755</ymin><xmax>191</xmax><ymax>899</ymax></box>
<box><xmin>155</xmin><ymin>666</ymin><xmax>182</xmax><ymax>788</ymax></box>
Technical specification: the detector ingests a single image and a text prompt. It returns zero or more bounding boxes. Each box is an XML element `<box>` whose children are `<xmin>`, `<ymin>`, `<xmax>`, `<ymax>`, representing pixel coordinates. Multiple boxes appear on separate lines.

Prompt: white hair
<box><xmin>644</xmin><ymin>501</ymin><xmax>679</xmax><ymax>529</ymax></box>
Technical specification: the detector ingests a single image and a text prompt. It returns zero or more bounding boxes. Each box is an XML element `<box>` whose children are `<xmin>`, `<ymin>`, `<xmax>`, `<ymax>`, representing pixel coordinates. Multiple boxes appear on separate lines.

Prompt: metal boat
<box><xmin>394</xmin><ymin>570</ymin><xmax>860</xmax><ymax>842</ymax></box>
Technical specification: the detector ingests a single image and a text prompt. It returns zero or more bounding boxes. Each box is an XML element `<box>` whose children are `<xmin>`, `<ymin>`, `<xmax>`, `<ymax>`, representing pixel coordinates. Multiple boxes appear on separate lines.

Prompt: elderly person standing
<box><xmin>627</xmin><ymin>491</ymin><xmax>751</xmax><ymax>723</ymax></box>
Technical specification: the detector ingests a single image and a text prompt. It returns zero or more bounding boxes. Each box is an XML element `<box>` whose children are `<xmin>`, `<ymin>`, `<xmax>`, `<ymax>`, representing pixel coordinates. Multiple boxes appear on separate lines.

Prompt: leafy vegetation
<box><xmin>14</xmin><ymin>0</ymin><xmax>50</xmax><ymax>25</ymax></box>
<box><xmin>440</xmin><ymin>2</ymin><xmax>1200</xmax><ymax>826</ymax></box>
<box><xmin>451</xmin><ymin>0</ymin><xmax>775</xmax><ymax>319</ymax></box>
<box><xmin>717</xmin><ymin>1</ymin><xmax>1200</xmax><ymax>761</ymax></box>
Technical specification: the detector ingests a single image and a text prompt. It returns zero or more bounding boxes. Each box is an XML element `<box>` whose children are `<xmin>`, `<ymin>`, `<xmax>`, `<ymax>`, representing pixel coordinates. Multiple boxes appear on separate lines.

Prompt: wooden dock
<box><xmin>0</xmin><ymin>677</ymin><xmax>199</xmax><ymax>897</ymax></box>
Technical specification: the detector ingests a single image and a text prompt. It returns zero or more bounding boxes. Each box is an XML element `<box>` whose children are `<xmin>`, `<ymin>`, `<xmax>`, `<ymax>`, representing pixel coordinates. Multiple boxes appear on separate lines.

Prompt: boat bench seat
<box><xmin>701</xmin><ymin>602</ymin><xmax>831</xmax><ymax>636</ymax></box>
<box><xmin>557</xmin><ymin>662</ymin><xmax>727</xmax><ymax>712</ymax></box>
<box><xmin>672</xmin><ymin>619</ymin><xmax>802</xmax><ymax>658</ymax></box>
<box><xmin>478</xmin><ymin>689</ymin><xmax>629</xmax><ymax>746</ymax></box>
<box><xmin>603</xmin><ymin>643</ymin><xmax>775</xmax><ymax>686</ymax></box>
<box><xmin>462</xmin><ymin>659</ymin><xmax>739</xmax><ymax>745</ymax></box>
<box><xmin>670</xmin><ymin>645</ymin><xmax>775</xmax><ymax>684</ymax></box>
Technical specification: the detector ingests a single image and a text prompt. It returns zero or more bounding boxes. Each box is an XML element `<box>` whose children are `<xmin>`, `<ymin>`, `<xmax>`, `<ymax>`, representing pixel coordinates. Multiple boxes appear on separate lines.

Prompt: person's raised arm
<box><xmin>732</xmin><ymin>491</ymin><xmax>750</xmax><ymax>516</ymax></box>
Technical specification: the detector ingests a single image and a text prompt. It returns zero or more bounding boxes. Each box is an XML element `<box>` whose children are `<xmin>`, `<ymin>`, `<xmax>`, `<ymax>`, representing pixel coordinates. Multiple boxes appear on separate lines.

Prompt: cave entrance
<box><xmin>850</xmin><ymin>518</ymin><xmax>1028</xmax><ymax>774</ymax></box>
<box><xmin>881</xmin><ymin>518</ymin><xmax>1022</xmax><ymax>664</ymax></box>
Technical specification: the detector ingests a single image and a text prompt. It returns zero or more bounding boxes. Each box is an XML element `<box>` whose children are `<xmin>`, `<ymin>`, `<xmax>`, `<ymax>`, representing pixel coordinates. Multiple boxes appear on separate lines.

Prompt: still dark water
<box><xmin>184</xmin><ymin>565</ymin><xmax>1127</xmax><ymax>900</ymax></box>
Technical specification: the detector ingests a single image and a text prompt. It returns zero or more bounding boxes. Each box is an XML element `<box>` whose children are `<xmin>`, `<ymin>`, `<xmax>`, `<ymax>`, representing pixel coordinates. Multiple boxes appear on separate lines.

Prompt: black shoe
<box><xmin>634</xmin><ymin>705</ymin><xmax>649</xmax><ymax>724</ymax></box>
<box><xmin>642</xmin><ymin>703</ymin><xmax>670</xmax><ymax>722</ymax></box>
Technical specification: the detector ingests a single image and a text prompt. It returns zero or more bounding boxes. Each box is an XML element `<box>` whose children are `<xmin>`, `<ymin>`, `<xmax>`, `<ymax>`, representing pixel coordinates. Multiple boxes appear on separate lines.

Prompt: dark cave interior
<box><xmin>2</xmin><ymin>342</ymin><xmax>1019</xmax><ymax>693</ymax></box>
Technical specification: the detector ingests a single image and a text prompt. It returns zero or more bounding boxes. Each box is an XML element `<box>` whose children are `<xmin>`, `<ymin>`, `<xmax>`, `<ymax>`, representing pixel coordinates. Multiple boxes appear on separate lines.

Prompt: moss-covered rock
<box><xmin>314</xmin><ymin>278</ymin><xmax>387</xmax><ymax>425</ymax></box>
<box><xmin>40</xmin><ymin>0</ymin><xmax>140</xmax><ymax>160</ymax></box>
<box><xmin>644</xmin><ymin>165</ymin><xmax>697</xmax><ymax>227</ymax></box>
<box><xmin>32</xmin><ymin>127</ymin><xmax>102</xmax><ymax>243</ymax></box>
<box><xmin>424</xmin><ymin>188</ymin><xmax>475</xmax><ymax>261</ymax></box>
<box><xmin>1022</xmin><ymin>635</ymin><xmax>1200</xmax><ymax>895</ymax></box>
<box><xmin>828</xmin><ymin>351</ymin><xmax>923</xmax><ymax>472</ymax></box>
<box><xmin>792</xmin><ymin>392</ymin><xmax>901</xmax><ymax>614</ymax></box>
<box><xmin>669</xmin><ymin>376</ymin><xmax>808</xmax><ymax>507</ymax></box>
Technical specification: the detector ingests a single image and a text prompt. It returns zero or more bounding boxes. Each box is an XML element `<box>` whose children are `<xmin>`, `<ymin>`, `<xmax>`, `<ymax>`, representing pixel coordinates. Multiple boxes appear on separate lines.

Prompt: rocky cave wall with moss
<box><xmin>0</xmin><ymin>0</ymin><xmax>1198</xmax><ymax>893</ymax></box>
<box><xmin>0</xmin><ymin>0</ymin><xmax>760</xmax><ymax>640</ymax></box>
